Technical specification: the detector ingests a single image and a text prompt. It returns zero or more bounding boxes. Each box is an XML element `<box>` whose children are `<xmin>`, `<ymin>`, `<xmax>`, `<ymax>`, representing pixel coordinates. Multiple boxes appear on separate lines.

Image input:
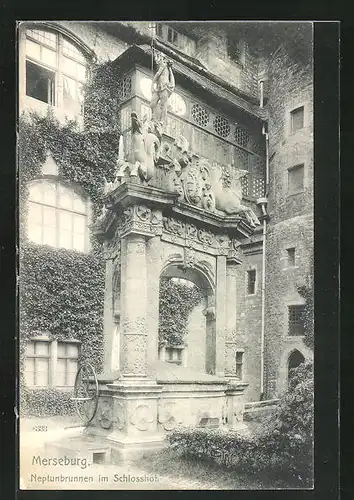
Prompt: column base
<box><xmin>87</xmin><ymin>378</ymin><xmax>164</xmax><ymax>462</ymax></box>
<box><xmin>83</xmin><ymin>426</ymin><xmax>166</xmax><ymax>463</ymax></box>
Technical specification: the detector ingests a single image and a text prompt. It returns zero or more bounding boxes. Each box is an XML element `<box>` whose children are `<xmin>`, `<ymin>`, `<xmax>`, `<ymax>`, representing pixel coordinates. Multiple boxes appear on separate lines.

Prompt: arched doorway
<box><xmin>158</xmin><ymin>264</ymin><xmax>215</xmax><ymax>375</ymax></box>
<box><xmin>287</xmin><ymin>349</ymin><xmax>305</xmax><ymax>387</ymax></box>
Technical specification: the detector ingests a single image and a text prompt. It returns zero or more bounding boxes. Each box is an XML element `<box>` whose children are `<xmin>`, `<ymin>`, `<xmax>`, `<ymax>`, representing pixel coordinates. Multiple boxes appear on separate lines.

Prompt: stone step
<box><xmin>44</xmin><ymin>435</ymin><xmax>112</xmax><ymax>464</ymax></box>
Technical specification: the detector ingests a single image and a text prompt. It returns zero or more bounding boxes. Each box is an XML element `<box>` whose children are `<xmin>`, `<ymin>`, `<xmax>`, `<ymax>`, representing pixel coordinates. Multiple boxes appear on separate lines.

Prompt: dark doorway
<box><xmin>287</xmin><ymin>350</ymin><xmax>305</xmax><ymax>387</ymax></box>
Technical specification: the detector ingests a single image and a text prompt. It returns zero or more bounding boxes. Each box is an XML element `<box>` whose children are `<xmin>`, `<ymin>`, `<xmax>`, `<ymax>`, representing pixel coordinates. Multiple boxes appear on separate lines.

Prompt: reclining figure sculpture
<box><xmin>209</xmin><ymin>165</ymin><xmax>260</xmax><ymax>227</ymax></box>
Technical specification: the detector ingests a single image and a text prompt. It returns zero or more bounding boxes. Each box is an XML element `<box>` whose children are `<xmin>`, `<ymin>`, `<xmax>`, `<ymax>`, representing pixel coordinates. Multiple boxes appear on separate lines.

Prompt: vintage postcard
<box><xmin>18</xmin><ymin>20</ymin><xmax>316</xmax><ymax>490</ymax></box>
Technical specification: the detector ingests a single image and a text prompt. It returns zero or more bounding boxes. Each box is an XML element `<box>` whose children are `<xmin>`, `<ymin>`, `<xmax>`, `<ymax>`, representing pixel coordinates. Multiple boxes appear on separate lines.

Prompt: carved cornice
<box><xmin>93</xmin><ymin>182</ymin><xmax>256</xmax><ymax>246</ymax></box>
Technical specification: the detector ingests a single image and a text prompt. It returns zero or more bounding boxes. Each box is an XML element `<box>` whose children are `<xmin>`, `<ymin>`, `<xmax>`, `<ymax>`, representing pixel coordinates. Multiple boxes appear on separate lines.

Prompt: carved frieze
<box><xmin>112</xmin><ymin>205</ymin><xmax>163</xmax><ymax>239</ymax></box>
<box><xmin>161</xmin><ymin>215</ymin><xmax>243</xmax><ymax>259</ymax></box>
<box><xmin>162</xmin><ymin>217</ymin><xmax>185</xmax><ymax>237</ymax></box>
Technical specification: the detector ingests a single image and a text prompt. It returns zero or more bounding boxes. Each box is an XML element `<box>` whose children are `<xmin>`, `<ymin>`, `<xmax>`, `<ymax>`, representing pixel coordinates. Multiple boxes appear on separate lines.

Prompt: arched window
<box><xmin>28</xmin><ymin>179</ymin><xmax>89</xmax><ymax>252</ymax></box>
<box><xmin>25</xmin><ymin>27</ymin><xmax>88</xmax><ymax>117</ymax></box>
<box><xmin>287</xmin><ymin>349</ymin><xmax>305</xmax><ymax>387</ymax></box>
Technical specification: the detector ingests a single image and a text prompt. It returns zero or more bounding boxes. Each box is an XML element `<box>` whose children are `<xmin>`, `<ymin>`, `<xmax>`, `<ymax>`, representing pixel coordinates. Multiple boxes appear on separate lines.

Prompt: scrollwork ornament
<box><xmin>98</xmin><ymin>398</ymin><xmax>115</xmax><ymax>430</ymax></box>
<box><xmin>184</xmin><ymin>247</ymin><xmax>196</xmax><ymax>268</ymax></box>
<box><xmin>186</xmin><ymin>224</ymin><xmax>198</xmax><ymax>240</ymax></box>
<box><xmin>162</xmin><ymin>217</ymin><xmax>185</xmax><ymax>237</ymax></box>
<box><xmin>130</xmin><ymin>404</ymin><xmax>154</xmax><ymax>431</ymax></box>
<box><xmin>115</xmin><ymin>401</ymin><xmax>127</xmax><ymax>430</ymax></box>
<box><xmin>158</xmin><ymin>402</ymin><xmax>184</xmax><ymax>431</ymax></box>
<box><xmin>135</xmin><ymin>205</ymin><xmax>151</xmax><ymax>221</ymax></box>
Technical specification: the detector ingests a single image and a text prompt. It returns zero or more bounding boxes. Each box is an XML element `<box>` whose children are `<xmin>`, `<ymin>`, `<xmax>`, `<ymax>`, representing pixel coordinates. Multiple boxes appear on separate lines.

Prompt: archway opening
<box><xmin>158</xmin><ymin>264</ymin><xmax>215</xmax><ymax>374</ymax></box>
<box><xmin>287</xmin><ymin>349</ymin><xmax>305</xmax><ymax>388</ymax></box>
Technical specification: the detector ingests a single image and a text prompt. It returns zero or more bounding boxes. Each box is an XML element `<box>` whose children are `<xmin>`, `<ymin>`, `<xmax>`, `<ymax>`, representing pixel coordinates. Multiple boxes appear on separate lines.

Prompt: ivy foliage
<box><xmin>20</xmin><ymin>242</ymin><xmax>105</xmax><ymax>370</ymax></box>
<box><xmin>158</xmin><ymin>278</ymin><xmax>205</xmax><ymax>347</ymax></box>
<box><xmin>297</xmin><ymin>255</ymin><xmax>314</xmax><ymax>350</ymax></box>
<box><xmin>19</xmin><ymin>110</ymin><xmax>119</xmax><ymax>218</ymax></box>
<box><xmin>297</xmin><ymin>284</ymin><xmax>314</xmax><ymax>350</ymax></box>
<box><xmin>21</xmin><ymin>387</ymin><xmax>76</xmax><ymax>418</ymax></box>
<box><xmin>168</xmin><ymin>360</ymin><xmax>314</xmax><ymax>487</ymax></box>
<box><xmin>83</xmin><ymin>60</ymin><xmax>122</xmax><ymax>134</ymax></box>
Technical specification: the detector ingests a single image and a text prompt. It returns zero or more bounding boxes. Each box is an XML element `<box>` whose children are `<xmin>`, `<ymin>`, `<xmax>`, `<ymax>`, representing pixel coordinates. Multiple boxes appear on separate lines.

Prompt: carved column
<box><xmin>146</xmin><ymin>235</ymin><xmax>162</xmax><ymax>368</ymax></box>
<box><xmin>225</xmin><ymin>264</ymin><xmax>238</xmax><ymax>377</ymax></box>
<box><xmin>215</xmin><ymin>254</ymin><xmax>227</xmax><ymax>377</ymax></box>
<box><xmin>120</xmin><ymin>234</ymin><xmax>148</xmax><ymax>378</ymax></box>
<box><xmin>102</xmin><ymin>239</ymin><xmax>121</xmax><ymax>376</ymax></box>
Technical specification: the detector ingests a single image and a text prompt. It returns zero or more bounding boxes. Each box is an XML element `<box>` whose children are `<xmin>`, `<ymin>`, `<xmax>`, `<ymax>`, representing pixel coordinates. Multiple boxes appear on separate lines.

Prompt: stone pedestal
<box><xmin>86</xmin><ymin>380</ymin><xmax>165</xmax><ymax>462</ymax></box>
<box><xmin>225</xmin><ymin>381</ymin><xmax>249</xmax><ymax>430</ymax></box>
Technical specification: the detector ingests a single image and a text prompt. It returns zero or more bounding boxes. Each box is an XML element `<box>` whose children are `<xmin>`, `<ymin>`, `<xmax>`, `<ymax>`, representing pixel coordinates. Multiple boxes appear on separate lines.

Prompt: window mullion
<box><xmin>56</xmin><ymin>34</ymin><xmax>63</xmax><ymax>109</ymax></box>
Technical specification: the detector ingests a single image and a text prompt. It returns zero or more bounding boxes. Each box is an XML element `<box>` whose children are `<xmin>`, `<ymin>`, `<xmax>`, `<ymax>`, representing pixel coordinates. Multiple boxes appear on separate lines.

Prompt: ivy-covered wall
<box><xmin>158</xmin><ymin>278</ymin><xmax>205</xmax><ymax>347</ymax></box>
<box><xmin>19</xmin><ymin>60</ymin><xmax>123</xmax><ymax>416</ymax></box>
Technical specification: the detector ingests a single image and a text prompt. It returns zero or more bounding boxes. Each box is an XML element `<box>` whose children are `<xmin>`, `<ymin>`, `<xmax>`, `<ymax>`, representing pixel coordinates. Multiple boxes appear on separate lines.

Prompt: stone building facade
<box><xmin>18</xmin><ymin>21</ymin><xmax>313</xmax><ymax>409</ymax></box>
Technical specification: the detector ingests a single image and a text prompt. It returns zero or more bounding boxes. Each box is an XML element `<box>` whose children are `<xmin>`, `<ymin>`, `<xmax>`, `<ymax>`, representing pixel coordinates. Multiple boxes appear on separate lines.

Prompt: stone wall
<box><xmin>57</xmin><ymin>21</ymin><xmax>129</xmax><ymax>62</ymax></box>
<box><xmin>233</xmin><ymin>249</ymin><xmax>263</xmax><ymax>402</ymax></box>
<box><xmin>264</xmin><ymin>45</ymin><xmax>314</xmax><ymax>398</ymax></box>
<box><xmin>186</xmin><ymin>300</ymin><xmax>208</xmax><ymax>373</ymax></box>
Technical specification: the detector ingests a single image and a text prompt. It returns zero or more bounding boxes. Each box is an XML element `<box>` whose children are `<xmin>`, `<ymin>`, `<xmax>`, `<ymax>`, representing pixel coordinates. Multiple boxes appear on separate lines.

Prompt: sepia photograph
<box><xmin>18</xmin><ymin>20</ymin><xmax>315</xmax><ymax>490</ymax></box>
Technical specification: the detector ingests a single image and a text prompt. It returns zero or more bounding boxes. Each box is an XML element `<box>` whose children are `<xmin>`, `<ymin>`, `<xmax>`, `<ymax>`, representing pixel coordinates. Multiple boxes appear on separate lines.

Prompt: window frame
<box><xmin>56</xmin><ymin>341</ymin><xmax>80</xmax><ymax>388</ymax></box>
<box><xmin>23</xmin><ymin>25</ymin><xmax>90</xmax><ymax>117</ymax></box>
<box><xmin>246</xmin><ymin>268</ymin><xmax>257</xmax><ymax>296</ymax></box>
<box><xmin>27</xmin><ymin>178</ymin><xmax>90</xmax><ymax>253</ymax></box>
<box><xmin>285</xmin><ymin>101</ymin><xmax>310</xmax><ymax>138</ymax></box>
<box><xmin>290</xmin><ymin>105</ymin><xmax>305</xmax><ymax>134</ymax></box>
<box><xmin>24</xmin><ymin>338</ymin><xmax>81</xmax><ymax>390</ymax></box>
<box><xmin>155</xmin><ymin>23</ymin><xmax>196</xmax><ymax>56</ymax></box>
<box><xmin>24</xmin><ymin>339</ymin><xmax>51</xmax><ymax>388</ymax></box>
<box><xmin>287</xmin><ymin>304</ymin><xmax>306</xmax><ymax>337</ymax></box>
<box><xmin>287</xmin><ymin>163</ymin><xmax>305</xmax><ymax>196</ymax></box>
<box><xmin>286</xmin><ymin>247</ymin><xmax>296</xmax><ymax>268</ymax></box>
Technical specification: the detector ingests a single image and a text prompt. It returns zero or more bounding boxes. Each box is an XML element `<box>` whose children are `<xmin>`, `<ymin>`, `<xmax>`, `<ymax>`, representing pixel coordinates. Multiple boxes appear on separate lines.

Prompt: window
<box><xmin>28</xmin><ymin>179</ymin><xmax>89</xmax><ymax>252</ymax></box>
<box><xmin>235</xmin><ymin>351</ymin><xmax>244</xmax><ymax>379</ymax></box>
<box><xmin>288</xmin><ymin>305</ymin><xmax>305</xmax><ymax>336</ymax></box>
<box><xmin>286</xmin><ymin>247</ymin><xmax>296</xmax><ymax>267</ymax></box>
<box><xmin>191</xmin><ymin>103</ymin><xmax>209</xmax><ymax>127</ymax></box>
<box><xmin>155</xmin><ymin>23</ymin><xmax>196</xmax><ymax>56</ymax></box>
<box><xmin>214</xmin><ymin>115</ymin><xmax>231</xmax><ymax>138</ymax></box>
<box><xmin>247</xmin><ymin>269</ymin><xmax>256</xmax><ymax>295</ymax></box>
<box><xmin>227</xmin><ymin>37</ymin><xmax>245</xmax><ymax>65</ymax></box>
<box><xmin>25</xmin><ymin>28</ymin><xmax>88</xmax><ymax>116</ymax></box>
<box><xmin>165</xmin><ymin>347</ymin><xmax>183</xmax><ymax>366</ymax></box>
<box><xmin>288</xmin><ymin>164</ymin><xmax>305</xmax><ymax>195</ymax></box>
<box><xmin>290</xmin><ymin>106</ymin><xmax>304</xmax><ymax>133</ymax></box>
<box><xmin>24</xmin><ymin>340</ymin><xmax>51</xmax><ymax>387</ymax></box>
<box><xmin>57</xmin><ymin>342</ymin><xmax>79</xmax><ymax>387</ymax></box>
<box><xmin>234</xmin><ymin>126</ymin><xmax>250</xmax><ymax>148</ymax></box>
<box><xmin>26</xmin><ymin>60</ymin><xmax>55</xmax><ymax>105</ymax></box>
<box><xmin>24</xmin><ymin>339</ymin><xmax>80</xmax><ymax>389</ymax></box>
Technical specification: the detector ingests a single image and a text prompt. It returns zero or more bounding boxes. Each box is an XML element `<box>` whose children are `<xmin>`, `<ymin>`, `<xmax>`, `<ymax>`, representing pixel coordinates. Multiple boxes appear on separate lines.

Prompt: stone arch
<box><xmin>277</xmin><ymin>344</ymin><xmax>310</xmax><ymax>396</ymax></box>
<box><xmin>159</xmin><ymin>259</ymin><xmax>216</xmax><ymax>375</ymax></box>
<box><xmin>287</xmin><ymin>349</ymin><xmax>305</xmax><ymax>386</ymax></box>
